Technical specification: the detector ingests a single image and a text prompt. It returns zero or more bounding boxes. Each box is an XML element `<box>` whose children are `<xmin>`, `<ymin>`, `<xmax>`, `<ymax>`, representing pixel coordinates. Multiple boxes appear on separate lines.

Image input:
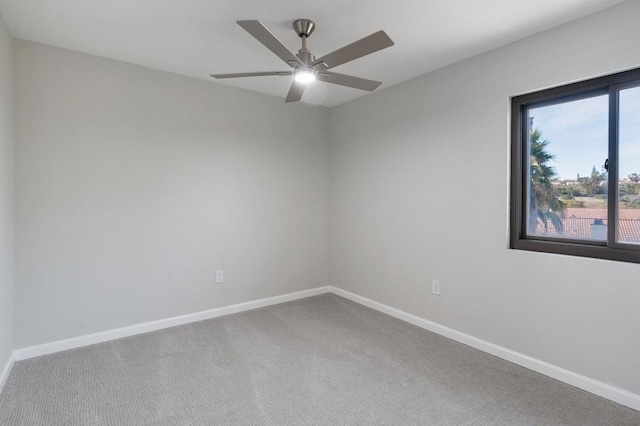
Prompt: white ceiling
<box><xmin>0</xmin><ymin>0</ymin><xmax>628</xmax><ymax>107</ymax></box>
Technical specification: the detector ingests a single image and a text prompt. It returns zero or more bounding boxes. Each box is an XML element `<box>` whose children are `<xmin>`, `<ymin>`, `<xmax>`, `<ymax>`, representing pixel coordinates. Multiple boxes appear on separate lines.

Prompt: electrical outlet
<box><xmin>215</xmin><ymin>270</ymin><xmax>224</xmax><ymax>284</ymax></box>
<box><xmin>432</xmin><ymin>280</ymin><xmax>440</xmax><ymax>295</ymax></box>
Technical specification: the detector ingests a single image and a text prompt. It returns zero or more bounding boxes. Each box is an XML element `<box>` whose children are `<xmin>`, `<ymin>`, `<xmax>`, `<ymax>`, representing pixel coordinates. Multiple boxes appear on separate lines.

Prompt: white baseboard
<box><xmin>0</xmin><ymin>351</ymin><xmax>15</xmax><ymax>394</ymax></box>
<box><xmin>328</xmin><ymin>286</ymin><xmax>640</xmax><ymax>412</ymax></box>
<box><xmin>14</xmin><ymin>286</ymin><xmax>331</xmax><ymax>361</ymax></box>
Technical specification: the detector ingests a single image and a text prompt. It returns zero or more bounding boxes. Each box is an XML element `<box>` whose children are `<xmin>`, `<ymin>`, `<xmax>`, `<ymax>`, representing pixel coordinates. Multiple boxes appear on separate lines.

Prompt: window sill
<box><xmin>511</xmin><ymin>238</ymin><xmax>640</xmax><ymax>264</ymax></box>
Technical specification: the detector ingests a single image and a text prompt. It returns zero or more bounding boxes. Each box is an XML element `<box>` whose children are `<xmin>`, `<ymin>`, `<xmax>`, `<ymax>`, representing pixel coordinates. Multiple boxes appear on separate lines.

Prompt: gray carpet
<box><xmin>0</xmin><ymin>294</ymin><xmax>638</xmax><ymax>425</ymax></box>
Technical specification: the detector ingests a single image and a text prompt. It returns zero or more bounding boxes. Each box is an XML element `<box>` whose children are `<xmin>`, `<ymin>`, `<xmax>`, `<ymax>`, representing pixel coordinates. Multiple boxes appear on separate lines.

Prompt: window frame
<box><xmin>510</xmin><ymin>67</ymin><xmax>640</xmax><ymax>264</ymax></box>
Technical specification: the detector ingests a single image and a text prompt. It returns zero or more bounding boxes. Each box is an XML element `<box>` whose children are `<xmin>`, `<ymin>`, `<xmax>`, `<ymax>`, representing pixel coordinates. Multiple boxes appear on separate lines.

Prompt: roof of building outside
<box><xmin>534</xmin><ymin>216</ymin><xmax>640</xmax><ymax>244</ymax></box>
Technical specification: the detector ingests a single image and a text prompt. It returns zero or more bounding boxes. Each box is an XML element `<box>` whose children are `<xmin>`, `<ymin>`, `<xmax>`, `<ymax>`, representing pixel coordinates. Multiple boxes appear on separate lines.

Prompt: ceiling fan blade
<box><xmin>211</xmin><ymin>71</ymin><xmax>291</xmax><ymax>79</ymax></box>
<box><xmin>316</xmin><ymin>72</ymin><xmax>382</xmax><ymax>91</ymax></box>
<box><xmin>285</xmin><ymin>81</ymin><xmax>305</xmax><ymax>103</ymax></box>
<box><xmin>312</xmin><ymin>31</ymin><xmax>394</xmax><ymax>70</ymax></box>
<box><xmin>237</xmin><ymin>20</ymin><xmax>304</xmax><ymax>68</ymax></box>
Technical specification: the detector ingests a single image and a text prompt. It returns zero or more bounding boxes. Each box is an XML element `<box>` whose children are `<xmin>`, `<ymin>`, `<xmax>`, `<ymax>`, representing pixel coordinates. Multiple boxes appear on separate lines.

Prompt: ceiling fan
<box><xmin>211</xmin><ymin>19</ymin><xmax>394</xmax><ymax>103</ymax></box>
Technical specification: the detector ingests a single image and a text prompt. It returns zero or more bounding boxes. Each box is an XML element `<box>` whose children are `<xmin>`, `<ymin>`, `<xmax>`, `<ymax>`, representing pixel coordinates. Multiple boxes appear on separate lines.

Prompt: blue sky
<box><xmin>529</xmin><ymin>86</ymin><xmax>640</xmax><ymax>181</ymax></box>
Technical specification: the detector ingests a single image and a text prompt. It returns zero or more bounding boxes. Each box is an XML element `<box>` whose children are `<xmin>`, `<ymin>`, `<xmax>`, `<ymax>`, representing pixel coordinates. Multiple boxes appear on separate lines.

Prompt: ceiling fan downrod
<box><xmin>293</xmin><ymin>19</ymin><xmax>316</xmax><ymax>66</ymax></box>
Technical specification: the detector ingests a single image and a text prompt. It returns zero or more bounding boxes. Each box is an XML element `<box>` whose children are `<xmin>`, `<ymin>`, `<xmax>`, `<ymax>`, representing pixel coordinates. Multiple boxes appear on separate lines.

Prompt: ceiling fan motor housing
<box><xmin>296</xmin><ymin>50</ymin><xmax>315</xmax><ymax>66</ymax></box>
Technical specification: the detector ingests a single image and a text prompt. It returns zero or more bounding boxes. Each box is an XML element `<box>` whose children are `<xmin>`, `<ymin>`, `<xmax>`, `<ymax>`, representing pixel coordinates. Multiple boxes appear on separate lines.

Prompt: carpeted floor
<box><xmin>0</xmin><ymin>294</ymin><xmax>638</xmax><ymax>425</ymax></box>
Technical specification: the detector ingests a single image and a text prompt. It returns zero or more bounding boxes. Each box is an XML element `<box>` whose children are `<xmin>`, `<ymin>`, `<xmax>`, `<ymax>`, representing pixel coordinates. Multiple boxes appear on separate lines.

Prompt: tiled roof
<box><xmin>618</xmin><ymin>219</ymin><xmax>640</xmax><ymax>244</ymax></box>
<box><xmin>534</xmin><ymin>217</ymin><xmax>640</xmax><ymax>244</ymax></box>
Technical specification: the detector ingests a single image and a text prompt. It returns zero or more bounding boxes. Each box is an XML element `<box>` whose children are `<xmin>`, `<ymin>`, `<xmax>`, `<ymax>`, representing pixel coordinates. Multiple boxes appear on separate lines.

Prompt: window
<box><xmin>510</xmin><ymin>68</ymin><xmax>640</xmax><ymax>263</ymax></box>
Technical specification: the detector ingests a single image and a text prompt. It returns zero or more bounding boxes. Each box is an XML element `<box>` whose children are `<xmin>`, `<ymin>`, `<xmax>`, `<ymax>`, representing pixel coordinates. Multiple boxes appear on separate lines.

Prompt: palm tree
<box><xmin>528</xmin><ymin>128</ymin><xmax>565</xmax><ymax>234</ymax></box>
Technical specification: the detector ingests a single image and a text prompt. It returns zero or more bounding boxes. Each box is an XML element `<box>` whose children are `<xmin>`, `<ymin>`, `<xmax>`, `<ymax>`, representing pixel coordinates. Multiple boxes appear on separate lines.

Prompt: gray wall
<box><xmin>330</xmin><ymin>0</ymin><xmax>640</xmax><ymax>395</ymax></box>
<box><xmin>14</xmin><ymin>40</ymin><xmax>330</xmax><ymax>348</ymax></box>
<box><xmin>0</xmin><ymin>14</ymin><xmax>13</xmax><ymax>373</ymax></box>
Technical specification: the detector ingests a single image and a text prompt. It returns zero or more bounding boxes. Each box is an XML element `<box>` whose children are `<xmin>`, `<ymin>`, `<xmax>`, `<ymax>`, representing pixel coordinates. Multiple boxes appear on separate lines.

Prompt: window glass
<box><xmin>617</xmin><ymin>85</ymin><xmax>640</xmax><ymax>245</ymax></box>
<box><xmin>526</xmin><ymin>95</ymin><xmax>609</xmax><ymax>241</ymax></box>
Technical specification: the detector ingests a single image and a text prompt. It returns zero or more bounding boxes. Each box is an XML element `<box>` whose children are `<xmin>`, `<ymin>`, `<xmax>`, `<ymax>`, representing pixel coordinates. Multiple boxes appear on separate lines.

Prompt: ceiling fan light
<box><xmin>294</xmin><ymin>69</ymin><xmax>316</xmax><ymax>84</ymax></box>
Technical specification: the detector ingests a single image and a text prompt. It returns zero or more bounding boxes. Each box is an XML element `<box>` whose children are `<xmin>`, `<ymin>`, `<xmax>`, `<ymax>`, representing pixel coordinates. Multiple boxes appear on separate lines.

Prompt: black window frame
<box><xmin>510</xmin><ymin>67</ymin><xmax>640</xmax><ymax>264</ymax></box>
